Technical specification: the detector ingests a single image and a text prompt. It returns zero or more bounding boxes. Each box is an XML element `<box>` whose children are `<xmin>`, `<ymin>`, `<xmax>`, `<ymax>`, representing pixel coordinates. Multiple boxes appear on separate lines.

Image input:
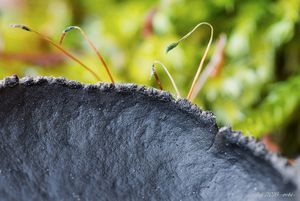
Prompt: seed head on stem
<box><xmin>166</xmin><ymin>22</ymin><xmax>214</xmax><ymax>101</ymax></box>
<box><xmin>151</xmin><ymin>61</ymin><xmax>181</xmax><ymax>98</ymax></box>
<box><xmin>60</xmin><ymin>26</ymin><xmax>114</xmax><ymax>83</ymax></box>
<box><xmin>10</xmin><ymin>24</ymin><xmax>101</xmax><ymax>81</ymax></box>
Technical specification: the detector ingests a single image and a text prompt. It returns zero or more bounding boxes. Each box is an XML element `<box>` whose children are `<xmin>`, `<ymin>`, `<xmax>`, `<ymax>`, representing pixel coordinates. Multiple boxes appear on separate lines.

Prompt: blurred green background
<box><xmin>0</xmin><ymin>0</ymin><xmax>300</xmax><ymax>157</ymax></box>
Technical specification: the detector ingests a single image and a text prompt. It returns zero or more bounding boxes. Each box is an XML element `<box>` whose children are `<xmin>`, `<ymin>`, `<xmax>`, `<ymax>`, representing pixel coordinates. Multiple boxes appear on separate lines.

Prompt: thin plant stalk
<box><xmin>10</xmin><ymin>24</ymin><xmax>101</xmax><ymax>81</ymax></box>
<box><xmin>150</xmin><ymin>65</ymin><xmax>163</xmax><ymax>90</ymax></box>
<box><xmin>190</xmin><ymin>34</ymin><xmax>226</xmax><ymax>101</ymax></box>
<box><xmin>151</xmin><ymin>61</ymin><xmax>181</xmax><ymax>98</ymax></box>
<box><xmin>59</xmin><ymin>26</ymin><xmax>114</xmax><ymax>83</ymax></box>
<box><xmin>166</xmin><ymin>22</ymin><xmax>213</xmax><ymax>101</ymax></box>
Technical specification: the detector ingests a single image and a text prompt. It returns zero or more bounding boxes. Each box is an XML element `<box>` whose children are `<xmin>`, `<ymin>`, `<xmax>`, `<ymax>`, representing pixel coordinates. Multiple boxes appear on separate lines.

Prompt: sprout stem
<box><xmin>190</xmin><ymin>34</ymin><xmax>226</xmax><ymax>101</ymax></box>
<box><xmin>10</xmin><ymin>24</ymin><xmax>101</xmax><ymax>81</ymax></box>
<box><xmin>151</xmin><ymin>61</ymin><xmax>181</xmax><ymax>98</ymax></box>
<box><xmin>150</xmin><ymin>65</ymin><xmax>163</xmax><ymax>90</ymax></box>
<box><xmin>60</xmin><ymin>26</ymin><xmax>114</xmax><ymax>83</ymax></box>
<box><xmin>166</xmin><ymin>22</ymin><xmax>214</xmax><ymax>101</ymax></box>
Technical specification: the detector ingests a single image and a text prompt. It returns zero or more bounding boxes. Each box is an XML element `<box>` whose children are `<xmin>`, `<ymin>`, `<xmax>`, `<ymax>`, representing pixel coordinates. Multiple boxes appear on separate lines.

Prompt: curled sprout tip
<box><xmin>163</xmin><ymin>22</ymin><xmax>214</xmax><ymax>101</ymax></box>
<box><xmin>152</xmin><ymin>61</ymin><xmax>181</xmax><ymax>97</ymax></box>
<box><xmin>63</xmin><ymin>26</ymin><xmax>76</xmax><ymax>33</ymax></box>
<box><xmin>10</xmin><ymin>24</ymin><xmax>31</xmax><ymax>32</ymax></box>
<box><xmin>60</xmin><ymin>25</ymin><xmax>114</xmax><ymax>83</ymax></box>
<box><xmin>60</xmin><ymin>26</ymin><xmax>78</xmax><ymax>45</ymax></box>
<box><xmin>166</xmin><ymin>42</ymin><xmax>179</xmax><ymax>53</ymax></box>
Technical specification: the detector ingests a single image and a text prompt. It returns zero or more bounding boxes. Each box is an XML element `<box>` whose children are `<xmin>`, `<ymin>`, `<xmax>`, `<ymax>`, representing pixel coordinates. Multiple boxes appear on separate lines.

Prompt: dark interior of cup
<box><xmin>0</xmin><ymin>76</ymin><xmax>298</xmax><ymax>201</ymax></box>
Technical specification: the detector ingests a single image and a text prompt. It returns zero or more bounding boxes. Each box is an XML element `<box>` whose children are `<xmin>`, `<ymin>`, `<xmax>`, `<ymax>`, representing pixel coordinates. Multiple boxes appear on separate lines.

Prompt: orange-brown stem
<box><xmin>165</xmin><ymin>22</ymin><xmax>213</xmax><ymax>101</ymax></box>
<box><xmin>11</xmin><ymin>24</ymin><xmax>101</xmax><ymax>81</ymax></box>
<box><xmin>151</xmin><ymin>65</ymin><xmax>163</xmax><ymax>90</ymax></box>
<box><xmin>189</xmin><ymin>34</ymin><xmax>226</xmax><ymax>101</ymax></box>
<box><xmin>186</xmin><ymin>23</ymin><xmax>213</xmax><ymax>100</ymax></box>
<box><xmin>151</xmin><ymin>61</ymin><xmax>181</xmax><ymax>97</ymax></box>
<box><xmin>60</xmin><ymin>26</ymin><xmax>114</xmax><ymax>83</ymax></box>
<box><xmin>59</xmin><ymin>32</ymin><xmax>66</xmax><ymax>46</ymax></box>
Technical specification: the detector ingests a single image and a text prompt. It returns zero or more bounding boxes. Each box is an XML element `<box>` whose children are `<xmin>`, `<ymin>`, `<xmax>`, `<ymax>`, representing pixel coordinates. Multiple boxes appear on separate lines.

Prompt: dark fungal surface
<box><xmin>0</xmin><ymin>76</ymin><xmax>298</xmax><ymax>201</ymax></box>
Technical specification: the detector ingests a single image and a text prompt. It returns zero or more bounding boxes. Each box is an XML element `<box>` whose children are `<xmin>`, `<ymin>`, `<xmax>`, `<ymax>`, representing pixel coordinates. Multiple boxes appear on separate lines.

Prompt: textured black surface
<box><xmin>0</xmin><ymin>76</ymin><xmax>298</xmax><ymax>201</ymax></box>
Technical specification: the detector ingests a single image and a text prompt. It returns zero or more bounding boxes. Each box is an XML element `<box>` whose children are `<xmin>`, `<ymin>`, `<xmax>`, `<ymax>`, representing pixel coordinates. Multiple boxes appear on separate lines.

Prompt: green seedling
<box><xmin>10</xmin><ymin>24</ymin><xmax>101</xmax><ymax>81</ymax></box>
<box><xmin>11</xmin><ymin>22</ymin><xmax>217</xmax><ymax>103</ymax></box>
<box><xmin>151</xmin><ymin>61</ymin><xmax>181</xmax><ymax>98</ymax></box>
<box><xmin>59</xmin><ymin>26</ymin><xmax>114</xmax><ymax>83</ymax></box>
<box><xmin>166</xmin><ymin>22</ymin><xmax>214</xmax><ymax>101</ymax></box>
